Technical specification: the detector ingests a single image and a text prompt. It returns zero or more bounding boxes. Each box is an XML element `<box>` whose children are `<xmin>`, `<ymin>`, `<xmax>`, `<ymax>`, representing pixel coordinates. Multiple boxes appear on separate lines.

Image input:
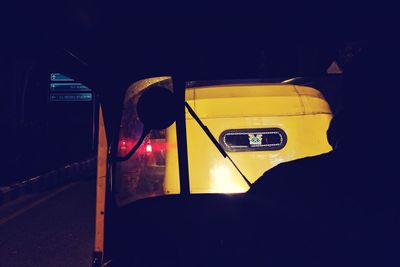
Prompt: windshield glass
<box><xmin>114</xmin><ymin>77</ymin><xmax>179</xmax><ymax>206</ymax></box>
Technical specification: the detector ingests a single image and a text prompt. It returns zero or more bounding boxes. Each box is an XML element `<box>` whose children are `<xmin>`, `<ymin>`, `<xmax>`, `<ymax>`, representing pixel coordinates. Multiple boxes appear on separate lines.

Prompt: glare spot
<box><xmin>210</xmin><ymin>165</ymin><xmax>246</xmax><ymax>193</ymax></box>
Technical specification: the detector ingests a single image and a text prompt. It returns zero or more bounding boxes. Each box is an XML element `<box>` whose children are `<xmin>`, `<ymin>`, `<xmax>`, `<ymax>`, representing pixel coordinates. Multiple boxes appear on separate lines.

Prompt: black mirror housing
<box><xmin>137</xmin><ymin>86</ymin><xmax>179</xmax><ymax>130</ymax></box>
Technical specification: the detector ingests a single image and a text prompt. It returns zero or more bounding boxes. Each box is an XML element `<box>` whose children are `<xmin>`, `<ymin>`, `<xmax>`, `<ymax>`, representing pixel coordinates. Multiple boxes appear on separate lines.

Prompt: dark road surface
<box><xmin>0</xmin><ymin>178</ymin><xmax>96</xmax><ymax>267</ymax></box>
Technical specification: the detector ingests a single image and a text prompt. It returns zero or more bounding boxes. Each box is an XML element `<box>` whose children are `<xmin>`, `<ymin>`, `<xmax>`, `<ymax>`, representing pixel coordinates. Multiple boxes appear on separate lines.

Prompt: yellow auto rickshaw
<box><xmin>111</xmin><ymin>77</ymin><xmax>332</xmax><ymax>205</ymax></box>
<box><xmin>93</xmin><ymin>76</ymin><xmax>333</xmax><ymax>266</ymax></box>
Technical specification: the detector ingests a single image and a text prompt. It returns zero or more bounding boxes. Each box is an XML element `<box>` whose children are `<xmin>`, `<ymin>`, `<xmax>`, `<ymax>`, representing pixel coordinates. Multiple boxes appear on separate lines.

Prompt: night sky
<box><xmin>2</xmin><ymin>0</ymin><xmax>397</xmax><ymax>182</ymax></box>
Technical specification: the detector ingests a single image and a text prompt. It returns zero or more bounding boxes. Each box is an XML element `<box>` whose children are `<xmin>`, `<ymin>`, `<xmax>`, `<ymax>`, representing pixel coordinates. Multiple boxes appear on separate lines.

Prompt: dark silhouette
<box><xmin>110</xmin><ymin>41</ymin><xmax>400</xmax><ymax>267</ymax></box>
<box><xmin>247</xmin><ymin>41</ymin><xmax>400</xmax><ymax>266</ymax></box>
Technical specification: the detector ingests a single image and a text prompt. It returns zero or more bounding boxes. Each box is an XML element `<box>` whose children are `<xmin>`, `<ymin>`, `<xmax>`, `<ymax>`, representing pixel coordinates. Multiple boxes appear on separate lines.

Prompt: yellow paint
<box><xmin>164</xmin><ymin>83</ymin><xmax>332</xmax><ymax>194</ymax></box>
<box><xmin>94</xmin><ymin>105</ymin><xmax>108</xmax><ymax>255</ymax></box>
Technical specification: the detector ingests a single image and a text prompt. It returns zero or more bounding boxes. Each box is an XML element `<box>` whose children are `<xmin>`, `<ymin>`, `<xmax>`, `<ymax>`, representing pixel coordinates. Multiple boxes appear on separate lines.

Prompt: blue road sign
<box><xmin>49</xmin><ymin>93</ymin><xmax>93</xmax><ymax>102</ymax></box>
<box><xmin>50</xmin><ymin>83</ymin><xmax>91</xmax><ymax>92</ymax></box>
<box><xmin>50</xmin><ymin>73</ymin><xmax>75</xmax><ymax>82</ymax></box>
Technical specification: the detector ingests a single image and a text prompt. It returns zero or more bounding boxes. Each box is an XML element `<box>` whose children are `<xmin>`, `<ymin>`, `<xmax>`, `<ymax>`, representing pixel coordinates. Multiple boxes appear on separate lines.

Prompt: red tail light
<box><xmin>119</xmin><ymin>139</ymin><xmax>128</xmax><ymax>150</ymax></box>
<box><xmin>146</xmin><ymin>144</ymin><xmax>153</xmax><ymax>153</ymax></box>
<box><xmin>119</xmin><ymin>138</ymin><xmax>134</xmax><ymax>155</ymax></box>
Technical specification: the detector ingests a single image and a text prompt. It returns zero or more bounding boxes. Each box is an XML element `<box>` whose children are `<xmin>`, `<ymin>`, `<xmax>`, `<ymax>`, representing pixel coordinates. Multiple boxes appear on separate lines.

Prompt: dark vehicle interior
<box><xmin>3</xmin><ymin>1</ymin><xmax>399</xmax><ymax>266</ymax></box>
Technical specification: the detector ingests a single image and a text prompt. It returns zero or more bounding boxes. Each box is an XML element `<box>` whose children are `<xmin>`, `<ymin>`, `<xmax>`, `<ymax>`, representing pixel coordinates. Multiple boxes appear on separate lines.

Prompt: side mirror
<box><xmin>137</xmin><ymin>86</ymin><xmax>179</xmax><ymax>130</ymax></box>
<box><xmin>114</xmin><ymin>86</ymin><xmax>179</xmax><ymax>162</ymax></box>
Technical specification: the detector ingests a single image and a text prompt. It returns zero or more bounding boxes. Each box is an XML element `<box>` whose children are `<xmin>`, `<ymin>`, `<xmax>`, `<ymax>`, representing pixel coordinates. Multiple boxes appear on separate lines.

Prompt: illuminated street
<box><xmin>0</xmin><ymin>178</ymin><xmax>95</xmax><ymax>267</ymax></box>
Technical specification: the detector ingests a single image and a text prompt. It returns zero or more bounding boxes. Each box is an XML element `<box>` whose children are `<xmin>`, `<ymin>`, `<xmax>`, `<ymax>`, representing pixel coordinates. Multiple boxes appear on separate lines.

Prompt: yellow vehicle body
<box><xmin>164</xmin><ymin>83</ymin><xmax>332</xmax><ymax>194</ymax></box>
